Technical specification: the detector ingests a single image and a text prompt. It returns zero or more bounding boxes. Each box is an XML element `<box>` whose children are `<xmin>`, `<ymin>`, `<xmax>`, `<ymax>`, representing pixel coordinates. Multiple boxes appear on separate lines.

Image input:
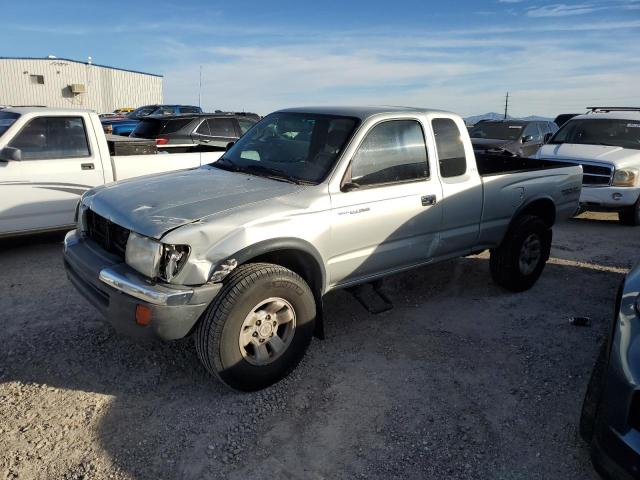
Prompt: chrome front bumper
<box><xmin>63</xmin><ymin>230</ymin><xmax>221</xmax><ymax>340</ymax></box>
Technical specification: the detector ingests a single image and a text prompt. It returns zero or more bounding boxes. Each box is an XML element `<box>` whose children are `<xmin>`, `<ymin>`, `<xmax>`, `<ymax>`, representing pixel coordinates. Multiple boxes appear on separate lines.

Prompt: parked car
<box><xmin>554</xmin><ymin>113</ymin><xmax>581</xmax><ymax>128</ymax></box>
<box><xmin>580</xmin><ymin>262</ymin><xmax>640</xmax><ymax>480</ymax></box>
<box><xmin>63</xmin><ymin>106</ymin><xmax>582</xmax><ymax>391</ymax></box>
<box><xmin>469</xmin><ymin>119</ymin><xmax>558</xmax><ymax>157</ymax></box>
<box><xmin>98</xmin><ymin>112</ymin><xmax>125</xmax><ymax>120</ymax></box>
<box><xmin>101</xmin><ymin>105</ymin><xmax>203</xmax><ymax>137</ymax></box>
<box><xmin>534</xmin><ymin>107</ymin><xmax>640</xmax><ymax>225</ymax></box>
<box><xmin>130</xmin><ymin>113</ymin><xmax>259</xmax><ymax>151</ymax></box>
<box><xmin>0</xmin><ymin>107</ymin><xmax>224</xmax><ymax>237</ymax></box>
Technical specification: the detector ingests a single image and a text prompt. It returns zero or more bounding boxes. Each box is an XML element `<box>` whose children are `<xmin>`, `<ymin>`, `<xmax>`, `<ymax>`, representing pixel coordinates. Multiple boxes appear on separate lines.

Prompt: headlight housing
<box><xmin>125</xmin><ymin>232</ymin><xmax>190</xmax><ymax>281</ymax></box>
<box><xmin>612</xmin><ymin>168</ymin><xmax>639</xmax><ymax>187</ymax></box>
<box><xmin>125</xmin><ymin>233</ymin><xmax>163</xmax><ymax>278</ymax></box>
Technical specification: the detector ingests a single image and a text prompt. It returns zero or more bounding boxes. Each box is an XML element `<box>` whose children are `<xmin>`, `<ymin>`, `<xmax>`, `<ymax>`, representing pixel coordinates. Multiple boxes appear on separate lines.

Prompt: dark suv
<box><xmin>130</xmin><ymin>113</ymin><xmax>259</xmax><ymax>151</ymax></box>
<box><xmin>469</xmin><ymin>120</ymin><xmax>558</xmax><ymax>157</ymax></box>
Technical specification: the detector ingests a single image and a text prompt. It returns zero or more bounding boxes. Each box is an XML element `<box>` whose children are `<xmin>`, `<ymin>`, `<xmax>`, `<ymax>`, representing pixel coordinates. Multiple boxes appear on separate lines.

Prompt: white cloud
<box><xmin>526</xmin><ymin>3</ymin><xmax>605</xmax><ymax>17</ymax></box>
<box><xmin>159</xmin><ymin>27</ymin><xmax>640</xmax><ymax>118</ymax></box>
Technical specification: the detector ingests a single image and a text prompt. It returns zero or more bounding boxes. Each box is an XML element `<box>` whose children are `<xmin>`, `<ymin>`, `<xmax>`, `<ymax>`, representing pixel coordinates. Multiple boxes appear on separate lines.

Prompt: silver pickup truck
<box><xmin>63</xmin><ymin>106</ymin><xmax>582</xmax><ymax>391</ymax></box>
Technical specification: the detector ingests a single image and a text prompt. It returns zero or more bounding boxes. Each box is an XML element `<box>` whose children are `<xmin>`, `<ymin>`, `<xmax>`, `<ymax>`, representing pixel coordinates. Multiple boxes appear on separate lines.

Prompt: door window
<box><xmin>432</xmin><ymin>118</ymin><xmax>467</xmax><ymax>178</ymax></box>
<box><xmin>208</xmin><ymin>118</ymin><xmax>237</xmax><ymax>137</ymax></box>
<box><xmin>523</xmin><ymin>123</ymin><xmax>542</xmax><ymax>142</ymax></box>
<box><xmin>348</xmin><ymin>120</ymin><xmax>429</xmax><ymax>188</ymax></box>
<box><xmin>238</xmin><ymin>118</ymin><xmax>257</xmax><ymax>134</ymax></box>
<box><xmin>9</xmin><ymin>116</ymin><xmax>90</xmax><ymax>160</ymax></box>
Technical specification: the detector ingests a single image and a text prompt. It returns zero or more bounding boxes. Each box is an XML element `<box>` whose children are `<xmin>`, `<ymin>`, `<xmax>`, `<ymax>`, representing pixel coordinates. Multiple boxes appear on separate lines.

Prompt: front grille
<box><xmin>581</xmin><ymin>162</ymin><xmax>614</xmax><ymax>186</ymax></box>
<box><xmin>85</xmin><ymin>209</ymin><xmax>130</xmax><ymax>260</ymax></box>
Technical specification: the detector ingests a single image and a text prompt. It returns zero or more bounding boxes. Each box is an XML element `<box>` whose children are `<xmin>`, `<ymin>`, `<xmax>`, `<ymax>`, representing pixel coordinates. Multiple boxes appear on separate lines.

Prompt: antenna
<box><xmin>198</xmin><ymin>65</ymin><xmax>202</xmax><ymax>108</ymax></box>
<box><xmin>504</xmin><ymin>91</ymin><xmax>509</xmax><ymax>120</ymax></box>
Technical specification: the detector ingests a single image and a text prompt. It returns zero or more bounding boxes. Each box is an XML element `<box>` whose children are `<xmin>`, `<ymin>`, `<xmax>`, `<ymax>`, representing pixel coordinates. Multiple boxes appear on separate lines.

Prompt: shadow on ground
<box><xmin>1</xmin><ymin>220</ymin><xmax>624</xmax><ymax>478</ymax></box>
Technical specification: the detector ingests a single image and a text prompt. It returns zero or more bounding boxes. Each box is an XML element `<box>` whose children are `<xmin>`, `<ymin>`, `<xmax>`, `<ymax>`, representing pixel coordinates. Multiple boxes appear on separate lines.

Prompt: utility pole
<box><xmin>504</xmin><ymin>91</ymin><xmax>509</xmax><ymax>119</ymax></box>
<box><xmin>198</xmin><ymin>65</ymin><xmax>202</xmax><ymax>108</ymax></box>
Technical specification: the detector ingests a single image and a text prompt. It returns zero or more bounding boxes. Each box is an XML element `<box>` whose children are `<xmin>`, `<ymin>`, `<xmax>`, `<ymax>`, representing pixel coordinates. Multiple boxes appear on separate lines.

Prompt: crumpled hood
<box><xmin>83</xmin><ymin>166</ymin><xmax>300</xmax><ymax>239</ymax></box>
<box><xmin>537</xmin><ymin>143</ymin><xmax>640</xmax><ymax>168</ymax></box>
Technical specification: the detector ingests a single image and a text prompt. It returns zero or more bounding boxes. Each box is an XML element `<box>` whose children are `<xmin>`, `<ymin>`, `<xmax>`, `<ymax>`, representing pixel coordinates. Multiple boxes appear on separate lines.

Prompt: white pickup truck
<box><xmin>534</xmin><ymin>107</ymin><xmax>640</xmax><ymax>225</ymax></box>
<box><xmin>0</xmin><ymin>107</ymin><xmax>224</xmax><ymax>237</ymax></box>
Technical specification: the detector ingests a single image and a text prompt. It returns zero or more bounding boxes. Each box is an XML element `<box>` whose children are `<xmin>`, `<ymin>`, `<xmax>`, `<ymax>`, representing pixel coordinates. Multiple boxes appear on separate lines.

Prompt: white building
<box><xmin>0</xmin><ymin>56</ymin><xmax>163</xmax><ymax>113</ymax></box>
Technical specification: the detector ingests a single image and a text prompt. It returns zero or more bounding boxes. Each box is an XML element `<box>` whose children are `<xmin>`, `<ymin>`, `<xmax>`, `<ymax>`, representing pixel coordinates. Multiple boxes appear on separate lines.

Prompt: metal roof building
<box><xmin>0</xmin><ymin>57</ymin><xmax>163</xmax><ymax>113</ymax></box>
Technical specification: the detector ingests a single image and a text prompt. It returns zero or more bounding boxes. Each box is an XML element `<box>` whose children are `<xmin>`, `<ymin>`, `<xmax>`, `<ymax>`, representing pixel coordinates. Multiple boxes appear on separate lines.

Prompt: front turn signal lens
<box><xmin>135</xmin><ymin>304</ymin><xmax>152</xmax><ymax>326</ymax></box>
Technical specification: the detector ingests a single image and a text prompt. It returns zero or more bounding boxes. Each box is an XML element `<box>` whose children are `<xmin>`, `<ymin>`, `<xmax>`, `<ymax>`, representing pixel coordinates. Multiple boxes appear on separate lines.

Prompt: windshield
<box><xmin>127</xmin><ymin>106</ymin><xmax>157</xmax><ymax>119</ymax></box>
<box><xmin>469</xmin><ymin>123</ymin><xmax>523</xmax><ymax>141</ymax></box>
<box><xmin>0</xmin><ymin>112</ymin><xmax>19</xmax><ymax>137</ymax></box>
<box><xmin>215</xmin><ymin>112</ymin><xmax>359</xmax><ymax>183</ymax></box>
<box><xmin>549</xmin><ymin>118</ymin><xmax>640</xmax><ymax>150</ymax></box>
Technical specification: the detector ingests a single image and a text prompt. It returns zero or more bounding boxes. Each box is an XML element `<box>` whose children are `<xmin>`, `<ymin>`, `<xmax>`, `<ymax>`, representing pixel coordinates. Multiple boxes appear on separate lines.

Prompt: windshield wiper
<box><xmin>241</xmin><ymin>164</ymin><xmax>304</xmax><ymax>185</ymax></box>
<box><xmin>211</xmin><ymin>156</ymin><xmax>239</xmax><ymax>171</ymax></box>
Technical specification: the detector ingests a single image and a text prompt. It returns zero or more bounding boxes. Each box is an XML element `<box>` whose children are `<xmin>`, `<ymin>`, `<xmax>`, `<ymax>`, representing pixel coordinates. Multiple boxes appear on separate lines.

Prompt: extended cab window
<box><xmin>8</xmin><ymin>116</ymin><xmax>90</xmax><ymax>160</ymax></box>
<box><xmin>349</xmin><ymin>120</ymin><xmax>429</xmax><ymax>188</ymax></box>
<box><xmin>432</xmin><ymin>118</ymin><xmax>467</xmax><ymax>178</ymax></box>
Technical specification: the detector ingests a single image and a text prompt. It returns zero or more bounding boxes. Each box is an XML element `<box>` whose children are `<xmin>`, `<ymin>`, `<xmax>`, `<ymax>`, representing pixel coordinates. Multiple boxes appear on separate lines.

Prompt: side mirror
<box><xmin>521</xmin><ymin>135</ymin><xmax>534</xmax><ymax>144</ymax></box>
<box><xmin>0</xmin><ymin>146</ymin><xmax>22</xmax><ymax>161</ymax></box>
<box><xmin>225</xmin><ymin>142</ymin><xmax>235</xmax><ymax>151</ymax></box>
<box><xmin>543</xmin><ymin>133</ymin><xmax>553</xmax><ymax>143</ymax></box>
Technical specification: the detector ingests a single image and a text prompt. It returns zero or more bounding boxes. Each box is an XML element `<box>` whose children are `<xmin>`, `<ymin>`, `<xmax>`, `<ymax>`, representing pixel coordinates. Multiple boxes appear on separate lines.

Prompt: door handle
<box><xmin>81</xmin><ymin>163</ymin><xmax>95</xmax><ymax>170</ymax></box>
<box><xmin>421</xmin><ymin>194</ymin><xmax>437</xmax><ymax>206</ymax></box>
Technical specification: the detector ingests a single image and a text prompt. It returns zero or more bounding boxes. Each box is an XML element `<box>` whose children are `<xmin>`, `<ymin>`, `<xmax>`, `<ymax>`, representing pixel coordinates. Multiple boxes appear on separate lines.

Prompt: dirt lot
<box><xmin>1</xmin><ymin>212</ymin><xmax>638</xmax><ymax>480</ymax></box>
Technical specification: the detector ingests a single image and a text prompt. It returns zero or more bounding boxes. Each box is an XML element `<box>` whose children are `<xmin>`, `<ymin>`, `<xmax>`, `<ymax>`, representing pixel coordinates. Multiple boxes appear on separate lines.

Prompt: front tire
<box><xmin>490</xmin><ymin>215</ymin><xmax>551</xmax><ymax>292</ymax></box>
<box><xmin>618</xmin><ymin>198</ymin><xmax>640</xmax><ymax>226</ymax></box>
<box><xmin>195</xmin><ymin>263</ymin><xmax>316</xmax><ymax>391</ymax></box>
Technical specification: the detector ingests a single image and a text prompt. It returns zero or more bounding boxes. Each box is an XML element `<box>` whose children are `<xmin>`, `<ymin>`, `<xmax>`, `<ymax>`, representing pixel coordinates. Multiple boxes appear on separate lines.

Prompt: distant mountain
<box><xmin>465</xmin><ymin>112</ymin><xmax>552</xmax><ymax>125</ymax></box>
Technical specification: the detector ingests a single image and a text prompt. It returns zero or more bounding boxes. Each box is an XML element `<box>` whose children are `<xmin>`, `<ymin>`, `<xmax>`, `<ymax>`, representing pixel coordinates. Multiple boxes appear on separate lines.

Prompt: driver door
<box><xmin>328</xmin><ymin>119</ymin><xmax>442</xmax><ymax>287</ymax></box>
<box><xmin>0</xmin><ymin>115</ymin><xmax>104</xmax><ymax>235</ymax></box>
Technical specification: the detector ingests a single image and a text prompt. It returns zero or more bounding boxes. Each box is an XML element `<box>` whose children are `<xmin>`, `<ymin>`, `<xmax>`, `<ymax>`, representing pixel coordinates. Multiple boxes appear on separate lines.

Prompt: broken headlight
<box><xmin>159</xmin><ymin>244</ymin><xmax>190</xmax><ymax>282</ymax></box>
<box><xmin>125</xmin><ymin>232</ymin><xmax>190</xmax><ymax>282</ymax></box>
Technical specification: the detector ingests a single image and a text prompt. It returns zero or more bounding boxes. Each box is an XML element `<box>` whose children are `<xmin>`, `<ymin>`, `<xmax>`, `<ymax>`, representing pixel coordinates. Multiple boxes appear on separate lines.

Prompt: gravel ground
<box><xmin>1</xmin><ymin>212</ymin><xmax>638</xmax><ymax>480</ymax></box>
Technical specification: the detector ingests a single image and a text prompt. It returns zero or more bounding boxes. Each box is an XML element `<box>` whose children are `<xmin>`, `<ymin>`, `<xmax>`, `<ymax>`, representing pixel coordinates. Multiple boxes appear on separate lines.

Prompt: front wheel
<box><xmin>490</xmin><ymin>215</ymin><xmax>551</xmax><ymax>292</ymax></box>
<box><xmin>618</xmin><ymin>198</ymin><xmax>640</xmax><ymax>226</ymax></box>
<box><xmin>195</xmin><ymin>263</ymin><xmax>316</xmax><ymax>391</ymax></box>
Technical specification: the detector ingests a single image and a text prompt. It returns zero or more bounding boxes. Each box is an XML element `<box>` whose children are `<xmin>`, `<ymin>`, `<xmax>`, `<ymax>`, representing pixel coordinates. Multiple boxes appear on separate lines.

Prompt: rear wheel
<box><xmin>618</xmin><ymin>198</ymin><xmax>640</xmax><ymax>226</ymax></box>
<box><xmin>195</xmin><ymin>263</ymin><xmax>316</xmax><ymax>391</ymax></box>
<box><xmin>490</xmin><ymin>215</ymin><xmax>551</xmax><ymax>292</ymax></box>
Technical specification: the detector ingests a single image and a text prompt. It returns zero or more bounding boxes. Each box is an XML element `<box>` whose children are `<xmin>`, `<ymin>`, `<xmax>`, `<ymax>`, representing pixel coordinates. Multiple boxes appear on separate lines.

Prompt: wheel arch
<box><xmin>516</xmin><ymin>196</ymin><xmax>557</xmax><ymax>228</ymax></box>
<box><xmin>229</xmin><ymin>238</ymin><xmax>327</xmax><ymax>338</ymax></box>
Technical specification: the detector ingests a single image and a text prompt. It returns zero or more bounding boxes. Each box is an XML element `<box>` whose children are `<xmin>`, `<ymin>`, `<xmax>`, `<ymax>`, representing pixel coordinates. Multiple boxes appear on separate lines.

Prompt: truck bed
<box><xmin>476</xmin><ymin>153</ymin><xmax>577</xmax><ymax>176</ymax></box>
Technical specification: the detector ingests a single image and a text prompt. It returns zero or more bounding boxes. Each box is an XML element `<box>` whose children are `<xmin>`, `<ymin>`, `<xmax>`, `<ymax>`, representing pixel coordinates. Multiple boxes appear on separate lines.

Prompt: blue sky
<box><xmin>1</xmin><ymin>0</ymin><xmax>639</xmax><ymax>116</ymax></box>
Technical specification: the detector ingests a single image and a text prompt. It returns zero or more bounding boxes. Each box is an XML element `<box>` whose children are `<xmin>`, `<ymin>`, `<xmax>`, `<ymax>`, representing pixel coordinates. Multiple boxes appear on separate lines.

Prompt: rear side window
<box><xmin>9</xmin><ymin>116</ymin><xmax>90</xmax><ymax>160</ymax></box>
<box><xmin>132</xmin><ymin>119</ymin><xmax>164</xmax><ymax>138</ymax></box>
<box><xmin>349</xmin><ymin>120</ymin><xmax>429</xmax><ymax>188</ymax></box>
<box><xmin>208</xmin><ymin>118</ymin><xmax>237</xmax><ymax>137</ymax></box>
<box><xmin>161</xmin><ymin>118</ymin><xmax>193</xmax><ymax>134</ymax></box>
<box><xmin>432</xmin><ymin>118</ymin><xmax>467</xmax><ymax>178</ymax></box>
